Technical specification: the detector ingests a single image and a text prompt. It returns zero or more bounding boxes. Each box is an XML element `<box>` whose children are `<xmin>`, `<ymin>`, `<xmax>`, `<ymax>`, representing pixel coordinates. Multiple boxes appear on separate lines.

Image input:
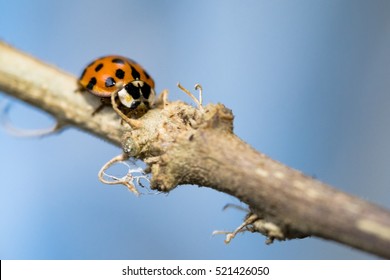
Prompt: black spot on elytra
<box><xmin>112</xmin><ymin>58</ymin><xmax>125</xmax><ymax>64</ymax></box>
<box><xmin>95</xmin><ymin>63</ymin><xmax>103</xmax><ymax>72</ymax></box>
<box><xmin>130</xmin><ymin>66</ymin><xmax>141</xmax><ymax>80</ymax></box>
<box><xmin>87</xmin><ymin>77</ymin><xmax>97</xmax><ymax>90</ymax></box>
<box><xmin>125</xmin><ymin>83</ymin><xmax>140</xmax><ymax>99</ymax></box>
<box><xmin>115</xmin><ymin>69</ymin><xmax>125</xmax><ymax>79</ymax></box>
<box><xmin>105</xmin><ymin>77</ymin><xmax>116</xmax><ymax>87</ymax></box>
<box><xmin>141</xmin><ymin>83</ymin><xmax>151</xmax><ymax>99</ymax></box>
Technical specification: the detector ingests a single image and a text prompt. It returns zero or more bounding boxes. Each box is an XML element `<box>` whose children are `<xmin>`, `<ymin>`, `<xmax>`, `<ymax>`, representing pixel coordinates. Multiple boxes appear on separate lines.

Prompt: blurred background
<box><xmin>1</xmin><ymin>0</ymin><xmax>390</xmax><ymax>259</ymax></box>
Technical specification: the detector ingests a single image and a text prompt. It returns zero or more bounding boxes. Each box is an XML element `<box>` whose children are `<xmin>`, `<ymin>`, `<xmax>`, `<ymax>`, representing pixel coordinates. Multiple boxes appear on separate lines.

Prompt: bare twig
<box><xmin>1</xmin><ymin>41</ymin><xmax>390</xmax><ymax>258</ymax></box>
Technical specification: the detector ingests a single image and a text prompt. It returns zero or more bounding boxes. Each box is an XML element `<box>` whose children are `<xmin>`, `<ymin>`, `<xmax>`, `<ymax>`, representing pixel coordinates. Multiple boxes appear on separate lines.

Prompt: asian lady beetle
<box><xmin>79</xmin><ymin>55</ymin><xmax>155</xmax><ymax>117</ymax></box>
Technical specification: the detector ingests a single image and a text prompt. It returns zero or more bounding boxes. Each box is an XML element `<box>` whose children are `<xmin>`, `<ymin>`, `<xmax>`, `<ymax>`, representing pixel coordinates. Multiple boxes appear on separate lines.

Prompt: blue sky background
<box><xmin>1</xmin><ymin>0</ymin><xmax>390</xmax><ymax>259</ymax></box>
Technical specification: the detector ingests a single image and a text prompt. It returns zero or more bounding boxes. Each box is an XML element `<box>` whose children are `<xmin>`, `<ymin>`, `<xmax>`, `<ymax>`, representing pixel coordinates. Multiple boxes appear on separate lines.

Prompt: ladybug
<box><xmin>79</xmin><ymin>55</ymin><xmax>155</xmax><ymax>117</ymax></box>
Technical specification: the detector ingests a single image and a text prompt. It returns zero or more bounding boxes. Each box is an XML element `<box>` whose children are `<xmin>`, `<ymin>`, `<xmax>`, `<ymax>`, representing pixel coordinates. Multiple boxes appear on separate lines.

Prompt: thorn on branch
<box><xmin>213</xmin><ymin>206</ymin><xmax>287</xmax><ymax>245</ymax></box>
<box><xmin>177</xmin><ymin>82</ymin><xmax>204</xmax><ymax>111</ymax></box>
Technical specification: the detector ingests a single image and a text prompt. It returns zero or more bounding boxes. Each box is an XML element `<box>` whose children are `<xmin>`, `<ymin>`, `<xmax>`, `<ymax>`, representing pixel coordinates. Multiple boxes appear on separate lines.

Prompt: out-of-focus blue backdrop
<box><xmin>1</xmin><ymin>0</ymin><xmax>390</xmax><ymax>259</ymax></box>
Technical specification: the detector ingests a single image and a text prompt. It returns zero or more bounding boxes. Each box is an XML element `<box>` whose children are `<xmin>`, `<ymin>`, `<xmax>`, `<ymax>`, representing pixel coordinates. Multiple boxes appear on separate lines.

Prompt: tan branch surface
<box><xmin>1</xmin><ymin>41</ymin><xmax>390</xmax><ymax>258</ymax></box>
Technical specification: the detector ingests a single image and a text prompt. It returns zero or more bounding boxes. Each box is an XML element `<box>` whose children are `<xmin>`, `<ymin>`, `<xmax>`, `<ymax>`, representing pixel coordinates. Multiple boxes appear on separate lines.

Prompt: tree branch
<box><xmin>1</xmin><ymin>41</ymin><xmax>390</xmax><ymax>258</ymax></box>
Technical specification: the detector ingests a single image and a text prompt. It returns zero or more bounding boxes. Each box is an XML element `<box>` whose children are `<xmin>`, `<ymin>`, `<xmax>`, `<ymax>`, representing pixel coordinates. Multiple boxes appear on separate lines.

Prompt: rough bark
<box><xmin>1</xmin><ymin>41</ymin><xmax>389</xmax><ymax>258</ymax></box>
